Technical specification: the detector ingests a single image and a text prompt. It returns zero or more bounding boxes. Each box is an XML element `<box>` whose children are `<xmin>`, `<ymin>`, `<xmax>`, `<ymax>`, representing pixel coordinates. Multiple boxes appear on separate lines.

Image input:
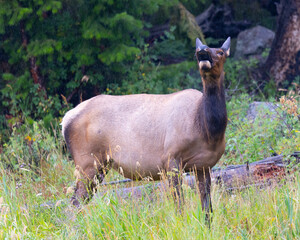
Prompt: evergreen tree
<box><xmin>0</xmin><ymin>0</ymin><xmax>176</xmax><ymax>125</ymax></box>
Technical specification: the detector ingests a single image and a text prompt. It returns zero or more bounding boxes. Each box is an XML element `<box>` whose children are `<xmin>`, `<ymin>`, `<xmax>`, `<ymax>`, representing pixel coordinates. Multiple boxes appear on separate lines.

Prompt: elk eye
<box><xmin>218</xmin><ymin>51</ymin><xmax>224</xmax><ymax>56</ymax></box>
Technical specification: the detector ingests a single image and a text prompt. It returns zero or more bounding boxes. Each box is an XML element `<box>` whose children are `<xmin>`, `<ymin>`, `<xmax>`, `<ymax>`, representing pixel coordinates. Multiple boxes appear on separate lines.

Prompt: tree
<box><xmin>0</xmin><ymin>0</ymin><xmax>63</xmax><ymax>120</ymax></box>
<box><xmin>262</xmin><ymin>0</ymin><xmax>300</xmax><ymax>86</ymax></box>
<box><xmin>0</xmin><ymin>0</ymin><xmax>177</xmax><ymax>125</ymax></box>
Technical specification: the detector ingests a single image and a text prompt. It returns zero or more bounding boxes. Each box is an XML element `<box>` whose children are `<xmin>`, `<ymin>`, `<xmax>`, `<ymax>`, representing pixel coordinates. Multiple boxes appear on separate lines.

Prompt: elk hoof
<box><xmin>70</xmin><ymin>196</ymin><xmax>81</xmax><ymax>208</ymax></box>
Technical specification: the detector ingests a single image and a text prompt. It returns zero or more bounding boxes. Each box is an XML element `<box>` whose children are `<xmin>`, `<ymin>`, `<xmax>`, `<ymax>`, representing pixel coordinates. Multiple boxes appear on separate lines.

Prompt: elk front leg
<box><xmin>197</xmin><ymin>168</ymin><xmax>212</xmax><ymax>223</ymax></box>
<box><xmin>170</xmin><ymin>171</ymin><xmax>184</xmax><ymax>209</ymax></box>
<box><xmin>71</xmin><ymin>156</ymin><xmax>108</xmax><ymax>207</ymax></box>
<box><xmin>71</xmin><ymin>166</ymin><xmax>96</xmax><ymax>207</ymax></box>
<box><xmin>168</xmin><ymin>160</ymin><xmax>184</xmax><ymax>212</ymax></box>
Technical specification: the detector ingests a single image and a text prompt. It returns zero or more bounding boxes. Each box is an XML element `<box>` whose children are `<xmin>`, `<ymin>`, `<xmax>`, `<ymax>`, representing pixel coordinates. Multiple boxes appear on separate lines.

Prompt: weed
<box><xmin>0</xmin><ymin>95</ymin><xmax>299</xmax><ymax>239</ymax></box>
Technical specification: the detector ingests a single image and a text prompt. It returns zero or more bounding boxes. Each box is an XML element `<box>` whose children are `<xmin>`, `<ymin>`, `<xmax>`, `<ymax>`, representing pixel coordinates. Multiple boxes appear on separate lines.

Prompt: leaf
<box><xmin>37</xmin><ymin>1</ymin><xmax>62</xmax><ymax>17</ymax></box>
<box><xmin>98</xmin><ymin>44</ymin><xmax>141</xmax><ymax>65</ymax></box>
<box><xmin>26</xmin><ymin>39</ymin><xmax>62</xmax><ymax>58</ymax></box>
<box><xmin>2</xmin><ymin>73</ymin><xmax>15</xmax><ymax>81</ymax></box>
<box><xmin>82</xmin><ymin>18</ymin><xmax>112</xmax><ymax>40</ymax></box>
<box><xmin>0</xmin><ymin>16</ymin><xmax>5</xmax><ymax>34</ymax></box>
<box><xmin>7</xmin><ymin>7</ymin><xmax>32</xmax><ymax>26</ymax></box>
<box><xmin>109</xmin><ymin>12</ymin><xmax>143</xmax><ymax>33</ymax></box>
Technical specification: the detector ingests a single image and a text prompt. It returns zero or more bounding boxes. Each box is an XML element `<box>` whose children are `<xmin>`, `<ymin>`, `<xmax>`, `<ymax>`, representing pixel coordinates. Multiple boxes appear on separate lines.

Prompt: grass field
<box><xmin>0</xmin><ymin>95</ymin><xmax>299</xmax><ymax>239</ymax></box>
<box><xmin>0</xmin><ymin>165</ymin><xmax>299</xmax><ymax>239</ymax></box>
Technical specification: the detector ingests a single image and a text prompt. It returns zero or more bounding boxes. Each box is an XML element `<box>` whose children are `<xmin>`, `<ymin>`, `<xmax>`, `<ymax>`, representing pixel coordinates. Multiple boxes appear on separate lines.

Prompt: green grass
<box><xmin>0</xmin><ymin>95</ymin><xmax>299</xmax><ymax>239</ymax></box>
<box><xmin>0</xmin><ymin>166</ymin><xmax>299</xmax><ymax>239</ymax></box>
<box><xmin>81</xmin><ymin>178</ymin><xmax>300</xmax><ymax>240</ymax></box>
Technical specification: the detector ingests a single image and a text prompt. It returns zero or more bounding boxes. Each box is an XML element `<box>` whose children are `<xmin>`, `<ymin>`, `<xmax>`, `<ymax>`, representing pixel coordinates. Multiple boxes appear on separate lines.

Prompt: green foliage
<box><xmin>223</xmin><ymin>94</ymin><xmax>300</xmax><ymax>165</ymax></box>
<box><xmin>98</xmin><ymin>44</ymin><xmax>141</xmax><ymax>65</ymax></box>
<box><xmin>1</xmin><ymin>119</ymin><xmax>63</xmax><ymax>174</ymax></box>
<box><xmin>170</xmin><ymin>3</ymin><xmax>206</xmax><ymax>46</ymax></box>
<box><xmin>224</xmin><ymin>58</ymin><xmax>261</xmax><ymax>99</ymax></box>
<box><xmin>26</xmin><ymin>39</ymin><xmax>62</xmax><ymax>59</ymax></box>
<box><xmin>151</xmin><ymin>26</ymin><xmax>191</xmax><ymax>61</ymax></box>
<box><xmin>0</xmin><ymin>2</ymin><xmax>298</xmax><ymax>236</ymax></box>
<box><xmin>1</xmin><ymin>71</ymin><xmax>68</xmax><ymax>126</ymax></box>
<box><xmin>0</xmin><ymin>144</ymin><xmax>299</xmax><ymax>238</ymax></box>
<box><xmin>105</xmin><ymin>28</ymin><xmax>199</xmax><ymax>95</ymax></box>
<box><xmin>0</xmin><ymin>0</ymin><xmax>284</xmax><ymax>141</ymax></box>
<box><xmin>0</xmin><ymin>95</ymin><xmax>299</xmax><ymax>238</ymax></box>
<box><xmin>0</xmin><ymin>0</ymin><xmax>178</xmax><ymax>135</ymax></box>
<box><xmin>180</xmin><ymin>0</ymin><xmax>210</xmax><ymax>16</ymax></box>
<box><xmin>106</xmin><ymin>55</ymin><xmax>198</xmax><ymax>95</ymax></box>
<box><xmin>221</xmin><ymin>0</ymin><xmax>277</xmax><ymax>30</ymax></box>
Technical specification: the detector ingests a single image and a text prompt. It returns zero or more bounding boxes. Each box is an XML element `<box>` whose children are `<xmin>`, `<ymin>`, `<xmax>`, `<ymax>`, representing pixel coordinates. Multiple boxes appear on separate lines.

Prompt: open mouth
<box><xmin>197</xmin><ymin>50</ymin><xmax>213</xmax><ymax>70</ymax></box>
<box><xmin>197</xmin><ymin>50</ymin><xmax>212</xmax><ymax>62</ymax></box>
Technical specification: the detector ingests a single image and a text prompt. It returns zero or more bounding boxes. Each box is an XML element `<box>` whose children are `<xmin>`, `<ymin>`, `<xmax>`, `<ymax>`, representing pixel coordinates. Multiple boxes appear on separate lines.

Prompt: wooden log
<box><xmin>211</xmin><ymin>155</ymin><xmax>288</xmax><ymax>190</ymax></box>
<box><xmin>38</xmin><ymin>153</ymin><xmax>298</xmax><ymax>208</ymax></box>
<box><xmin>95</xmin><ymin>152</ymin><xmax>299</xmax><ymax>200</ymax></box>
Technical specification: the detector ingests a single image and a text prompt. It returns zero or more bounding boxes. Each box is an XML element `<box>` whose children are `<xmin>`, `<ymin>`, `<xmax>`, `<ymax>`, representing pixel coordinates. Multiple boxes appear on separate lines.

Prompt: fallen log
<box><xmin>95</xmin><ymin>152</ymin><xmax>299</xmax><ymax>200</ymax></box>
<box><xmin>38</xmin><ymin>153</ymin><xmax>298</xmax><ymax>208</ymax></box>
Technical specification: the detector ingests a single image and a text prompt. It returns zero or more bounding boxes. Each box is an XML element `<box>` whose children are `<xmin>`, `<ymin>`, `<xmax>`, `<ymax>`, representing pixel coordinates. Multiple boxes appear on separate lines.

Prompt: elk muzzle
<box><xmin>197</xmin><ymin>49</ymin><xmax>213</xmax><ymax>71</ymax></box>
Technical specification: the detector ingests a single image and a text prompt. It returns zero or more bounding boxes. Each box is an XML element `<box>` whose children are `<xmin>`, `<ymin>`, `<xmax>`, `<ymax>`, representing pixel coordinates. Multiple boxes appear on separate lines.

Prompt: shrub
<box><xmin>1</xmin><ymin>119</ymin><xmax>65</xmax><ymax>176</ymax></box>
<box><xmin>224</xmin><ymin>94</ymin><xmax>300</xmax><ymax>165</ymax></box>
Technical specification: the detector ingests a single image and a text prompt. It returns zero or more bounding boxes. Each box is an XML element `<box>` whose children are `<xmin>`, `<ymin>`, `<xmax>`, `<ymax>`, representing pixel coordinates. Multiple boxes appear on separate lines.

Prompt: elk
<box><xmin>61</xmin><ymin>37</ymin><xmax>230</xmax><ymax>218</ymax></box>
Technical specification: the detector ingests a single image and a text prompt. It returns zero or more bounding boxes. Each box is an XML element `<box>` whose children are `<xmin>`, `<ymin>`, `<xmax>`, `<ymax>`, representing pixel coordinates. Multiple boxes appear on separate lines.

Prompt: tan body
<box><xmin>62</xmin><ymin>89</ymin><xmax>225</xmax><ymax>180</ymax></box>
<box><xmin>62</xmin><ymin>37</ymin><xmax>231</xmax><ymax>220</ymax></box>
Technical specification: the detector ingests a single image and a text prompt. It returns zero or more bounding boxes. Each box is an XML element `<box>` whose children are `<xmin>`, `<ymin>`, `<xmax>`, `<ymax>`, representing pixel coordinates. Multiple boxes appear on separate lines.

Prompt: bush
<box><xmin>105</xmin><ymin>27</ymin><xmax>199</xmax><ymax>95</ymax></box>
<box><xmin>224</xmin><ymin>58</ymin><xmax>261</xmax><ymax>99</ymax></box>
<box><xmin>106</xmin><ymin>50</ymin><xmax>199</xmax><ymax>95</ymax></box>
<box><xmin>1</xmin><ymin>119</ymin><xmax>65</xmax><ymax>176</ymax></box>
<box><xmin>224</xmin><ymin>94</ymin><xmax>300</xmax><ymax>165</ymax></box>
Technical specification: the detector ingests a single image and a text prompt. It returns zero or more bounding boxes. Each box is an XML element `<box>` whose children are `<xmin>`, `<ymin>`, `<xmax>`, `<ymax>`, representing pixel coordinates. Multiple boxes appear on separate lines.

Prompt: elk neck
<box><xmin>195</xmin><ymin>71</ymin><xmax>227</xmax><ymax>143</ymax></box>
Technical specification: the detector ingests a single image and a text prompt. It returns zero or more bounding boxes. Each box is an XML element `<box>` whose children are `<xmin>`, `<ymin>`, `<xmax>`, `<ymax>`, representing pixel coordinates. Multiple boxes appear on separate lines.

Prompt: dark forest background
<box><xmin>0</xmin><ymin>0</ymin><xmax>299</xmax><ymax>146</ymax></box>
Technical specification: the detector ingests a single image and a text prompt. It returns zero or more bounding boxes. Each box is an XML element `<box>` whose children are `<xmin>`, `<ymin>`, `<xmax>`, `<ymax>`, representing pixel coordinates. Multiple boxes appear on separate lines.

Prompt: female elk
<box><xmin>62</xmin><ymin>37</ymin><xmax>230</xmax><ymax>219</ymax></box>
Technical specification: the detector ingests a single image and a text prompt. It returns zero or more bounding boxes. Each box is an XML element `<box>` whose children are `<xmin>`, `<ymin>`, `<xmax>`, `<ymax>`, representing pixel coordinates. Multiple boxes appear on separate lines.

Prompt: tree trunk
<box><xmin>20</xmin><ymin>21</ymin><xmax>47</xmax><ymax>98</ymax></box>
<box><xmin>263</xmin><ymin>0</ymin><xmax>300</xmax><ymax>86</ymax></box>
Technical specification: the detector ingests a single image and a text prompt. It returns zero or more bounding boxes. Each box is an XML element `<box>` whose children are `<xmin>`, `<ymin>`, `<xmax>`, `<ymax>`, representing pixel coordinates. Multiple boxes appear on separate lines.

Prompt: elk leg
<box><xmin>71</xmin><ymin>156</ymin><xmax>108</xmax><ymax>207</ymax></box>
<box><xmin>168</xmin><ymin>160</ymin><xmax>184</xmax><ymax>212</ymax></box>
<box><xmin>71</xmin><ymin>166</ymin><xmax>96</xmax><ymax>207</ymax></box>
<box><xmin>71</xmin><ymin>180</ymin><xmax>88</xmax><ymax>208</ymax></box>
<box><xmin>170</xmin><ymin>172</ymin><xmax>184</xmax><ymax>210</ymax></box>
<box><xmin>197</xmin><ymin>168</ymin><xmax>212</xmax><ymax>224</ymax></box>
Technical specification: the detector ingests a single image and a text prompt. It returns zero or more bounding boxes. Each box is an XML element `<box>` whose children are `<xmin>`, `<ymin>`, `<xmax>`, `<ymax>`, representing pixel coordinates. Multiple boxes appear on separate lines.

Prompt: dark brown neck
<box><xmin>195</xmin><ymin>72</ymin><xmax>227</xmax><ymax>143</ymax></box>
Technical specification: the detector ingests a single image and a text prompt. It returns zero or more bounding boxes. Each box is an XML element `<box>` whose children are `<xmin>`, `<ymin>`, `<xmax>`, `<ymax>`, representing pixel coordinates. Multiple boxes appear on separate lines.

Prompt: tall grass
<box><xmin>0</xmin><ymin>96</ymin><xmax>299</xmax><ymax>239</ymax></box>
<box><xmin>1</xmin><ymin>164</ymin><xmax>299</xmax><ymax>239</ymax></box>
<box><xmin>72</xmin><ymin>177</ymin><xmax>299</xmax><ymax>240</ymax></box>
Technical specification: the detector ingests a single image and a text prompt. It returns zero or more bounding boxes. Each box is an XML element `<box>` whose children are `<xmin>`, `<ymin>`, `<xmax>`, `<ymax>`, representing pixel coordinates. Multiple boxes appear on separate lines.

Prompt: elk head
<box><xmin>196</xmin><ymin>37</ymin><xmax>230</xmax><ymax>85</ymax></box>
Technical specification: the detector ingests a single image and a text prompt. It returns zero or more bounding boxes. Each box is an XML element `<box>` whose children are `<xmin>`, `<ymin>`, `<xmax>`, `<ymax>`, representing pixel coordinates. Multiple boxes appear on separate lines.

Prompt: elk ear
<box><xmin>196</xmin><ymin>38</ymin><xmax>208</xmax><ymax>51</ymax></box>
<box><xmin>221</xmin><ymin>37</ymin><xmax>231</xmax><ymax>57</ymax></box>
